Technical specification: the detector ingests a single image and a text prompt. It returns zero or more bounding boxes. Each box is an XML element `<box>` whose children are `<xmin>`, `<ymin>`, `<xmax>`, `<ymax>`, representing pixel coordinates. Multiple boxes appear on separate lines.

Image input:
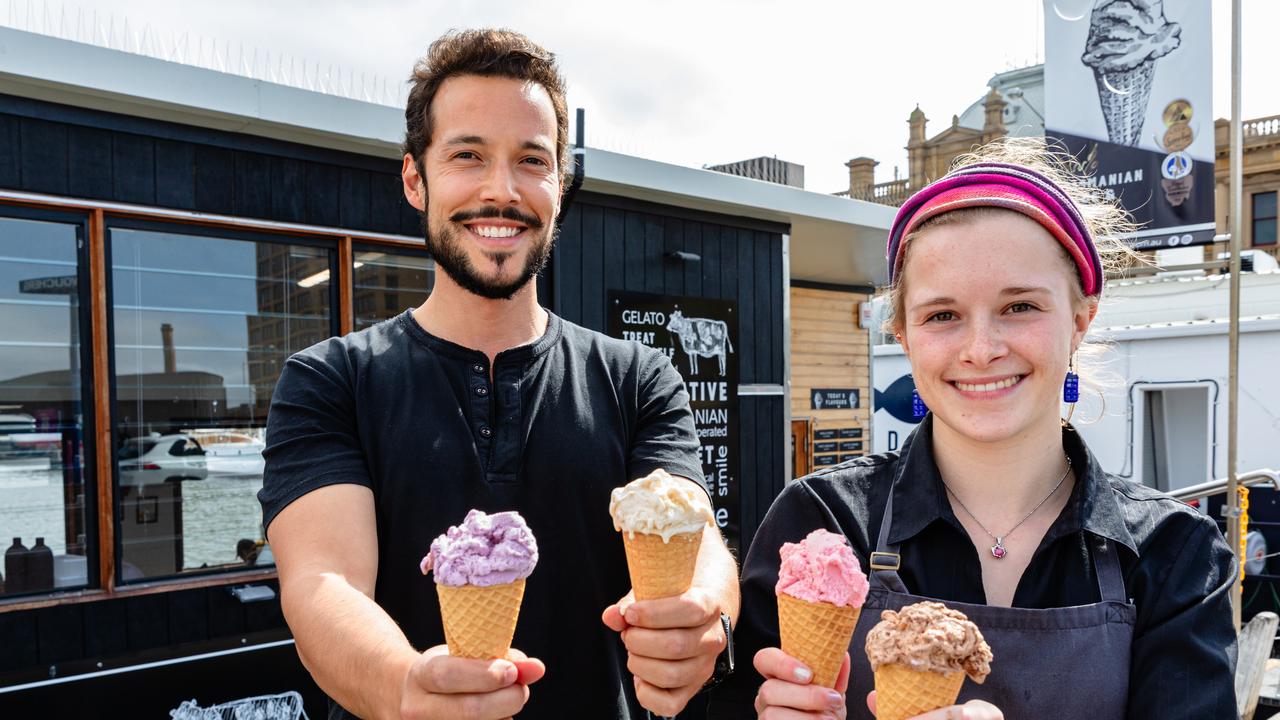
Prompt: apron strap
<box><xmin>1092</xmin><ymin>535</ymin><xmax>1128</xmax><ymax>604</ymax></box>
<box><xmin>870</xmin><ymin>482</ymin><xmax>910</xmax><ymax>594</ymax></box>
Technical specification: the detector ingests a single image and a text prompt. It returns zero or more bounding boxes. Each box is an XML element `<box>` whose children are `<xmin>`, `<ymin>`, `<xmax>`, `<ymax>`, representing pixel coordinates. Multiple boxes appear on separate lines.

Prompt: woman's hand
<box><xmin>752</xmin><ymin>647</ymin><xmax>850</xmax><ymax>718</ymax></box>
<box><xmin>866</xmin><ymin>690</ymin><xmax>1003</xmax><ymax>720</ymax></box>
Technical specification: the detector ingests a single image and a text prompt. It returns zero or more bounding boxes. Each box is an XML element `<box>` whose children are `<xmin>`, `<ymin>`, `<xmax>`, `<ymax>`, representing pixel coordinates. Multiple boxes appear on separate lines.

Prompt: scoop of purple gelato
<box><xmin>421</xmin><ymin>509</ymin><xmax>538</xmax><ymax>587</ymax></box>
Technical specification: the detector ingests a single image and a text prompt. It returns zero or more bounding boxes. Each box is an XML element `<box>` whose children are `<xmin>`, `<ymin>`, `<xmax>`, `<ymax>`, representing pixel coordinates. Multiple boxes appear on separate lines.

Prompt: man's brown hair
<box><xmin>402</xmin><ymin>29</ymin><xmax>570</xmax><ymax>185</ymax></box>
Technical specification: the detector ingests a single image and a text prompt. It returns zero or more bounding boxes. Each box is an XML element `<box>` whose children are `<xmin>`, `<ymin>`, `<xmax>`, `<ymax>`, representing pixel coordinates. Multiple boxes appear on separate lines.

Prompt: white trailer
<box><xmin>871</xmin><ymin>259</ymin><xmax>1280</xmax><ymax>496</ymax></box>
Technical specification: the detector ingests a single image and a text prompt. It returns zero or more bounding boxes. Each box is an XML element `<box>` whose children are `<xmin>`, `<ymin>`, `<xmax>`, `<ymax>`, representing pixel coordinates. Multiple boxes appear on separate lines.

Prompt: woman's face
<box><xmin>897</xmin><ymin>211</ymin><xmax>1095</xmax><ymax>444</ymax></box>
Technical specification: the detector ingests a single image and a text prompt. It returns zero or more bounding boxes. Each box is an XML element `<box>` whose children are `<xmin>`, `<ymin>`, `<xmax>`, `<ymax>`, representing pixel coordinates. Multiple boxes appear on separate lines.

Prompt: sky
<box><xmin>4</xmin><ymin>0</ymin><xmax>1277</xmax><ymax>194</ymax></box>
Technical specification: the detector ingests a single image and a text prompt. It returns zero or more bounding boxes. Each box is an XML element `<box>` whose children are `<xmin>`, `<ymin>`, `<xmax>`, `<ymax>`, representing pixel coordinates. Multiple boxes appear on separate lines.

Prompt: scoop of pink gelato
<box><xmin>776</xmin><ymin>529</ymin><xmax>869</xmax><ymax>607</ymax></box>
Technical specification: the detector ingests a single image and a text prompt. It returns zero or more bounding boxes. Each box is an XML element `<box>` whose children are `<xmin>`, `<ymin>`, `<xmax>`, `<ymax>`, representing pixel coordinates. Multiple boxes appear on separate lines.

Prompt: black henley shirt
<box><xmin>260</xmin><ymin>309</ymin><xmax>705</xmax><ymax>720</ymax></box>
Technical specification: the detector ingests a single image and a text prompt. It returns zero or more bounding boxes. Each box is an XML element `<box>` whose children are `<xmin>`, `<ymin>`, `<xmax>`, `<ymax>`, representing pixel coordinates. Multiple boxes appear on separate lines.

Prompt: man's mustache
<box><xmin>450</xmin><ymin>206</ymin><xmax>544</xmax><ymax>230</ymax></box>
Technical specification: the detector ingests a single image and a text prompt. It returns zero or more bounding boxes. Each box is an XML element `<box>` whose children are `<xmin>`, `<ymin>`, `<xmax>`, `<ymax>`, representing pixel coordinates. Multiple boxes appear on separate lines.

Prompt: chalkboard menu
<box><xmin>815</xmin><ymin>454</ymin><xmax>839</xmax><ymax>466</ymax></box>
<box><xmin>839</xmin><ymin>427</ymin><xmax>863</xmax><ymax>439</ymax></box>
<box><xmin>609</xmin><ymin>291</ymin><xmax>740</xmax><ymax>552</ymax></box>
<box><xmin>840</xmin><ymin>441</ymin><xmax>863</xmax><ymax>452</ymax></box>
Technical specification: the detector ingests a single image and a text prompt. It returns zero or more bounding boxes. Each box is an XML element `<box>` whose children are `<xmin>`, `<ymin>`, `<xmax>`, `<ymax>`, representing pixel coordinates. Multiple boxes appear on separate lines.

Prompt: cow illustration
<box><xmin>665</xmin><ymin>310</ymin><xmax>733</xmax><ymax>376</ymax></box>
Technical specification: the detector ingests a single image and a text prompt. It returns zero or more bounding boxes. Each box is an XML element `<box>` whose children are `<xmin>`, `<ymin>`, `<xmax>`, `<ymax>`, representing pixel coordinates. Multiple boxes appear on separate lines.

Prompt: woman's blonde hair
<box><xmin>882</xmin><ymin>136</ymin><xmax>1142</xmax><ymax>415</ymax></box>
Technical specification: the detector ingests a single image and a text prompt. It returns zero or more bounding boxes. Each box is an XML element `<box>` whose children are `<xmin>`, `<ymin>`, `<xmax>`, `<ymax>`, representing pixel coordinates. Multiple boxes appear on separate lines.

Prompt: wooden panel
<box><xmin>305</xmin><ymin>163</ymin><xmax>341</xmax><ymax>227</ymax></box>
<box><xmin>339</xmin><ymin>167</ymin><xmax>372</xmax><ymax>230</ymax></box>
<box><xmin>339</xmin><ymin>237</ymin><xmax>354</xmax><ymax>335</ymax></box>
<box><xmin>399</xmin><ymin>193</ymin><xmax>420</xmax><ymax>236</ymax></box>
<box><xmin>194</xmin><ymin>145</ymin><xmax>234</xmax><ymax>215</ymax></box>
<box><xmin>770</xmin><ymin>234</ymin><xmax>784</xmax><ymax>385</ymax></box>
<box><xmin>166</xmin><ymin>588</ymin><xmax>209</xmax><ymax>645</ymax></box>
<box><xmin>125</xmin><ymin>592</ymin><xmax>169</xmax><ymax>651</ymax></box>
<box><xmin>111</xmin><ymin>134</ymin><xmax>155</xmax><ymax>205</ymax></box>
<box><xmin>700</xmin><ymin>224</ymin><xmax>721</xmax><ymax>298</ymax></box>
<box><xmin>154</xmin><ymin>140</ymin><xmax>196</xmax><ymax>209</ymax></box>
<box><xmin>663</xmin><ymin>216</ymin><xmax>683</xmax><ymax>296</ymax></box>
<box><xmin>369</xmin><ymin>172</ymin><xmax>403</xmax><ymax>234</ymax></box>
<box><xmin>269</xmin><ymin>156</ymin><xmax>306</xmax><ymax>223</ymax></box>
<box><xmin>89</xmin><ymin>209</ymin><xmax>114</xmax><ymax>593</ymax></box>
<box><xmin>682</xmin><ymin>220</ymin><xmax>702</xmax><ymax>297</ymax></box>
<box><xmin>555</xmin><ymin>203</ymin><xmax>582</xmax><ymax>323</ymax></box>
<box><xmin>0</xmin><ymin>113</ymin><xmax>19</xmax><ymax>187</ymax></box>
<box><xmin>624</xmin><ymin>211</ymin><xmax>645</xmax><ymax>291</ymax></box>
<box><xmin>754</xmin><ymin>231</ymin><xmax>774</xmax><ymax>383</ymax></box>
<box><xmin>233</xmin><ymin>151</ymin><xmax>271</xmax><ymax>219</ymax></box>
<box><xmin>36</xmin><ymin>603</ymin><xmax>84</xmax><ymax>663</ymax></box>
<box><xmin>736</xmin><ymin>228</ymin><xmax>755</xmax><ymax>382</ymax></box>
<box><xmin>602</xmin><ymin>207</ymin><xmax>624</xmax><ymax>296</ymax></box>
<box><xmin>643</xmin><ymin>213</ymin><xmax>663</xmax><ymax>294</ymax></box>
<box><xmin>790</xmin><ymin>287</ymin><xmax>872</xmax><ymax>440</ymax></box>
<box><xmin>67</xmin><ymin>125</ymin><xmax>112</xmax><ymax>199</ymax></box>
<box><xmin>0</xmin><ymin>610</ymin><xmax>39</xmax><ymax>671</ymax></box>
<box><xmin>579</xmin><ymin>204</ymin><xmax>604</xmax><ymax>331</ymax></box>
<box><xmin>19</xmin><ymin>117</ymin><xmax>69</xmax><ymax>195</ymax></box>
<box><xmin>82</xmin><ymin>598</ymin><xmax>128</xmax><ymax>656</ymax></box>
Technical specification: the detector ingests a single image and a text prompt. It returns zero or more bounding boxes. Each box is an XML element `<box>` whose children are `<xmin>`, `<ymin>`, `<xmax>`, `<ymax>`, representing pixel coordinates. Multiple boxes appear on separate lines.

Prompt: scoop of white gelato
<box><xmin>609</xmin><ymin>469</ymin><xmax>714</xmax><ymax>541</ymax></box>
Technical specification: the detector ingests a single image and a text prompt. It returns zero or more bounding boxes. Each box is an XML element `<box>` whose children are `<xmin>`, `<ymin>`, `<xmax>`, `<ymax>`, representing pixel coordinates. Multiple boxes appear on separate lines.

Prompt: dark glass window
<box><xmin>352</xmin><ymin>245</ymin><xmax>432</xmax><ymax>331</ymax></box>
<box><xmin>1253</xmin><ymin>191</ymin><xmax>1277</xmax><ymax>247</ymax></box>
<box><xmin>109</xmin><ymin>224</ymin><xmax>334</xmax><ymax>581</ymax></box>
<box><xmin>0</xmin><ymin>212</ymin><xmax>93</xmax><ymax>597</ymax></box>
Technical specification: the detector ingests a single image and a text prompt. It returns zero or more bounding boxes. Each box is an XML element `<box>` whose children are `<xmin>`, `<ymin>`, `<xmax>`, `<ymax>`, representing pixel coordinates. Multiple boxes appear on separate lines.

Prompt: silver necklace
<box><xmin>942</xmin><ymin>456</ymin><xmax>1072</xmax><ymax>560</ymax></box>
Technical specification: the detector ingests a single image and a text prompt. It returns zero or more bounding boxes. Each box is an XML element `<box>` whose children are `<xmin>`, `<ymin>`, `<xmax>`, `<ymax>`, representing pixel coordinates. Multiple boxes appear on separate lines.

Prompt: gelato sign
<box><xmin>608</xmin><ymin>291</ymin><xmax>740</xmax><ymax>553</ymax></box>
<box><xmin>1044</xmin><ymin>0</ymin><xmax>1214</xmax><ymax>249</ymax></box>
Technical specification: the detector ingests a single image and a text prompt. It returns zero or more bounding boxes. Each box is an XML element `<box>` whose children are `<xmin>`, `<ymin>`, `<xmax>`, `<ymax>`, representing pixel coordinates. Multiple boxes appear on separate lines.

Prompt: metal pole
<box><xmin>1227</xmin><ymin>0</ymin><xmax>1244</xmax><ymax>631</ymax></box>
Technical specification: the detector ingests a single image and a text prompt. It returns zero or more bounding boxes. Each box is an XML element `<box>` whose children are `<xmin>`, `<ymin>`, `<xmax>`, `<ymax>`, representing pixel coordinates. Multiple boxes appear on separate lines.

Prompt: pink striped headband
<box><xmin>886</xmin><ymin>162</ymin><xmax>1103</xmax><ymax>297</ymax></box>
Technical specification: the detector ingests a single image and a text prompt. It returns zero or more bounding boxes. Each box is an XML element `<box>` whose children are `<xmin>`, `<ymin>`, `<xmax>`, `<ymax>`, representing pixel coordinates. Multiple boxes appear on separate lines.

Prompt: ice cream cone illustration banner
<box><xmin>865</xmin><ymin>601</ymin><xmax>992</xmax><ymax>720</ymax></box>
<box><xmin>1044</xmin><ymin>0</ymin><xmax>1214</xmax><ymax>250</ymax></box>
<box><xmin>421</xmin><ymin>509</ymin><xmax>538</xmax><ymax>659</ymax></box>
<box><xmin>775</xmin><ymin>529</ymin><xmax>869</xmax><ymax>689</ymax></box>
<box><xmin>610</xmin><ymin>469</ymin><xmax>715</xmax><ymax>600</ymax></box>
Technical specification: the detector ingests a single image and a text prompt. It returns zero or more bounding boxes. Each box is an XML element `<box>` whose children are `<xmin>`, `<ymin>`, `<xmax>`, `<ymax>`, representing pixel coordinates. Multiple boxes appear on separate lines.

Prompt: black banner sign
<box><xmin>840</xmin><ymin>441</ymin><xmax>863</xmax><ymax>452</ymax></box>
<box><xmin>814</xmin><ymin>429</ymin><xmax>837</xmax><ymax>440</ymax></box>
<box><xmin>609</xmin><ymin>291</ymin><xmax>740</xmax><ymax>552</ymax></box>
<box><xmin>811</xmin><ymin>388</ymin><xmax>860</xmax><ymax>410</ymax></box>
<box><xmin>815</xmin><ymin>455</ymin><xmax>839</xmax><ymax>466</ymax></box>
<box><xmin>814</xmin><ymin>441</ymin><xmax>838</xmax><ymax>454</ymax></box>
<box><xmin>839</xmin><ymin>427</ymin><xmax>862</xmax><ymax>439</ymax></box>
<box><xmin>840</xmin><ymin>453</ymin><xmax>864</xmax><ymax>462</ymax></box>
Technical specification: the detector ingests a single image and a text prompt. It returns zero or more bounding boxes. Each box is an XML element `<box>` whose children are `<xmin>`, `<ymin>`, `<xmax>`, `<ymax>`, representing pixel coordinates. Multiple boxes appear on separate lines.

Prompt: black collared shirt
<box><xmin>709</xmin><ymin>416</ymin><xmax>1237</xmax><ymax>719</ymax></box>
<box><xmin>260</xmin><ymin>310</ymin><xmax>704</xmax><ymax>720</ymax></box>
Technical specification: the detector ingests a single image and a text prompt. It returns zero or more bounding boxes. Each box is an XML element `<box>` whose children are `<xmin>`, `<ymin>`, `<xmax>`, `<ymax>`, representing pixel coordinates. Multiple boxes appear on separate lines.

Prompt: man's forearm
<box><xmin>694</xmin><ymin>524</ymin><xmax>741</xmax><ymax>623</ymax></box>
<box><xmin>283</xmin><ymin>571</ymin><xmax>420</xmax><ymax>720</ymax></box>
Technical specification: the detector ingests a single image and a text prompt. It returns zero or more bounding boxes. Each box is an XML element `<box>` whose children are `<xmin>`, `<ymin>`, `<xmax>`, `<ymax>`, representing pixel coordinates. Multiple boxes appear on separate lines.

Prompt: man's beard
<box><xmin>422</xmin><ymin>205</ymin><xmax>555</xmax><ymax>301</ymax></box>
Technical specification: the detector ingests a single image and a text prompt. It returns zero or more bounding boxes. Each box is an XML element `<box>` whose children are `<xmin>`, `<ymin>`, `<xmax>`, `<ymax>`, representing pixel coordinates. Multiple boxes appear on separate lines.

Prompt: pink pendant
<box><xmin>991</xmin><ymin>540</ymin><xmax>1007</xmax><ymax>559</ymax></box>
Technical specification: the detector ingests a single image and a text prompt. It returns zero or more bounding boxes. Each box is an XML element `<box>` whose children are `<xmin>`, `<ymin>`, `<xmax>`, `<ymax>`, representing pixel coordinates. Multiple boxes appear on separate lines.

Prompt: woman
<box><xmin>708</xmin><ymin>139</ymin><xmax>1236</xmax><ymax>719</ymax></box>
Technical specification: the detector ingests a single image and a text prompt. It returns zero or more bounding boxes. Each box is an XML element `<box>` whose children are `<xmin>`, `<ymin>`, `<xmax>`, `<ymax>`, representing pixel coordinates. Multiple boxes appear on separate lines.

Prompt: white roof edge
<box><xmin>0</xmin><ymin>27</ymin><xmax>893</xmax><ymax>232</ymax></box>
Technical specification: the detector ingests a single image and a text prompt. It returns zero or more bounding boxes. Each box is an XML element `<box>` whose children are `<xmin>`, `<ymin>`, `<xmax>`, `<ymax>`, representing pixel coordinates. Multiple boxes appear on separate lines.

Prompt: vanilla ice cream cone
<box><xmin>622</xmin><ymin>529</ymin><xmax>703</xmax><ymax>600</ymax></box>
<box><xmin>777</xmin><ymin>592</ymin><xmax>860</xmax><ymax>689</ymax></box>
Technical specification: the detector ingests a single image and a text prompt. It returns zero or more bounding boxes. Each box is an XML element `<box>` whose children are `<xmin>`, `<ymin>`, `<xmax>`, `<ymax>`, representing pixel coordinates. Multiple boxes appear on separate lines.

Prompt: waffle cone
<box><xmin>872</xmin><ymin>663</ymin><xmax>965</xmax><ymax>720</ymax></box>
<box><xmin>621</xmin><ymin>530</ymin><xmax>702</xmax><ymax>600</ymax></box>
<box><xmin>776</xmin><ymin>593</ymin><xmax>860</xmax><ymax>689</ymax></box>
<box><xmin>1093</xmin><ymin>61</ymin><xmax>1155</xmax><ymax>147</ymax></box>
<box><xmin>435</xmin><ymin>578</ymin><xmax>526</xmax><ymax>659</ymax></box>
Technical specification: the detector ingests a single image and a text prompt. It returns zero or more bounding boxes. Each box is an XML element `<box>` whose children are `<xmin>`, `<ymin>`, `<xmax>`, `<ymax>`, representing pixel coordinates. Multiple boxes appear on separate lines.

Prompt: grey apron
<box><xmin>846</xmin><ymin>485</ymin><xmax>1137</xmax><ymax>719</ymax></box>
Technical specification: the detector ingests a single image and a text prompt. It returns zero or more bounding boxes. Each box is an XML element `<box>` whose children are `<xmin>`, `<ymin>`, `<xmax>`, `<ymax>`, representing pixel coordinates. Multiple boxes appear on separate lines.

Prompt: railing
<box><xmin>1244</xmin><ymin>115</ymin><xmax>1280</xmax><ymax>141</ymax></box>
<box><xmin>1169</xmin><ymin>469</ymin><xmax>1280</xmax><ymax>503</ymax></box>
<box><xmin>847</xmin><ymin>179</ymin><xmax>912</xmax><ymax>207</ymax></box>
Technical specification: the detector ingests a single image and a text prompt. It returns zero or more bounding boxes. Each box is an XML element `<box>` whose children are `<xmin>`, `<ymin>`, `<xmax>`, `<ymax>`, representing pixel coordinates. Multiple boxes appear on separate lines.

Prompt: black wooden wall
<box><xmin>551</xmin><ymin>191</ymin><xmax>788</xmax><ymax>554</ymax></box>
<box><xmin>0</xmin><ymin>94</ymin><xmax>419</xmax><ymax>236</ymax></box>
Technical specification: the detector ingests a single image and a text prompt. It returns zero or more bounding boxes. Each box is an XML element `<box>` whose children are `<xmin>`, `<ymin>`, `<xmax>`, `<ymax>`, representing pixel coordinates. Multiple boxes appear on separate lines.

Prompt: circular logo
<box><xmin>1161</xmin><ymin>151</ymin><xmax>1194</xmax><ymax>180</ymax></box>
<box><xmin>1163</xmin><ymin>99</ymin><xmax>1193</xmax><ymax>127</ymax></box>
<box><xmin>1163</xmin><ymin>122</ymin><xmax>1194</xmax><ymax>152</ymax></box>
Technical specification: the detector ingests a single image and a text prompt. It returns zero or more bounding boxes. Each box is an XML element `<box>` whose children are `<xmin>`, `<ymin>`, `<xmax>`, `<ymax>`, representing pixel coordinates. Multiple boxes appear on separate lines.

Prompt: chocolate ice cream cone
<box><xmin>873</xmin><ymin>663</ymin><xmax>966</xmax><ymax>720</ymax></box>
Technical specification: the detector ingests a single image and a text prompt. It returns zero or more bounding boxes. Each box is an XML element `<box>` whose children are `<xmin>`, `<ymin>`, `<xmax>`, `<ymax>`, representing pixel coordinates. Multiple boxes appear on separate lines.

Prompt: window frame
<box><xmin>0</xmin><ymin>192</ymin><xmax>422</xmax><ymax>611</ymax></box>
<box><xmin>0</xmin><ymin>203</ymin><xmax>101</xmax><ymax>593</ymax></box>
<box><xmin>1252</xmin><ymin>190</ymin><xmax>1277</xmax><ymax>247</ymax></box>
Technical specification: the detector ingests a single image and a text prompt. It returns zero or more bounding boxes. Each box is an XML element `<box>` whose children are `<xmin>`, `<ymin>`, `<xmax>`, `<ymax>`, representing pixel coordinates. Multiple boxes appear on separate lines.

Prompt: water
<box><xmin>0</xmin><ymin>465</ymin><xmax>267</xmax><ymax>583</ymax></box>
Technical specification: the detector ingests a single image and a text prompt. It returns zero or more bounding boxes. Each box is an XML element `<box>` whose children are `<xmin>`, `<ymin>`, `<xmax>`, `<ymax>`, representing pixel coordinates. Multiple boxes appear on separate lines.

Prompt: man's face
<box><xmin>403</xmin><ymin>74</ymin><xmax>562</xmax><ymax>300</ymax></box>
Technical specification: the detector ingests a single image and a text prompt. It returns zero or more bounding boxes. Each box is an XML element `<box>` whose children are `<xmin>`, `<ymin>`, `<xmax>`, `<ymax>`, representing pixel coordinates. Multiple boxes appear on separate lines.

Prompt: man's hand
<box><xmin>752</xmin><ymin>647</ymin><xmax>849</xmax><ymax>719</ymax></box>
<box><xmin>398</xmin><ymin>645</ymin><xmax>546</xmax><ymax>720</ymax></box>
<box><xmin>602</xmin><ymin>587</ymin><xmax>725</xmax><ymax>717</ymax></box>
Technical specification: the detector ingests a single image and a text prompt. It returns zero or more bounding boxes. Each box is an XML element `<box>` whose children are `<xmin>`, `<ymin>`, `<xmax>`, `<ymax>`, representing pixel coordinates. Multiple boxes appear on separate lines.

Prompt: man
<box><xmin>259</xmin><ymin>29</ymin><xmax>739</xmax><ymax>720</ymax></box>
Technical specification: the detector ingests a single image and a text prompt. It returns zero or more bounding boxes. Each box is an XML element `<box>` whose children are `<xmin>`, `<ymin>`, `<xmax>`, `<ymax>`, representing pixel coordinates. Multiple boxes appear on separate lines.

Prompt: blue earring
<box><xmin>1063</xmin><ymin>357</ymin><xmax>1079</xmax><ymax>403</ymax></box>
<box><xmin>912</xmin><ymin>388</ymin><xmax>928</xmax><ymax>419</ymax></box>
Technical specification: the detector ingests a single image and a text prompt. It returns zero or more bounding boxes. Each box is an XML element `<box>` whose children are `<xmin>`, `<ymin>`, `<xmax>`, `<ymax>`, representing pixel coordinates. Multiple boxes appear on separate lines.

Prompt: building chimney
<box><xmin>907</xmin><ymin>106</ymin><xmax>928</xmax><ymax>189</ymax></box>
<box><xmin>160</xmin><ymin>323</ymin><xmax>176</xmax><ymax>374</ymax></box>
<box><xmin>845</xmin><ymin>157</ymin><xmax>878</xmax><ymax>198</ymax></box>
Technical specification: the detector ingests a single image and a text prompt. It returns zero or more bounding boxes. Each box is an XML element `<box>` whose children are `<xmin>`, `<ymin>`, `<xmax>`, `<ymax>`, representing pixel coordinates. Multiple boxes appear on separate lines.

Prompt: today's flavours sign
<box><xmin>608</xmin><ymin>291</ymin><xmax>740</xmax><ymax>553</ymax></box>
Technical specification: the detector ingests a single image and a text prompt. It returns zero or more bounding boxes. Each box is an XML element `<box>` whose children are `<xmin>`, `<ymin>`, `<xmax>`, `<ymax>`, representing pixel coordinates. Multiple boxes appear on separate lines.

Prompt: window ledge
<box><xmin>0</xmin><ymin>566</ymin><xmax>279</xmax><ymax>613</ymax></box>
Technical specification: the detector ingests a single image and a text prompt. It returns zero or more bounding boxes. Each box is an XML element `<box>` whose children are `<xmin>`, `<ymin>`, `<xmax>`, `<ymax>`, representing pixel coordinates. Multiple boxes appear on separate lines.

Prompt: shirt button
<box><xmin>478</xmin><ymin>425</ymin><xmax>493</xmax><ymax>438</ymax></box>
<box><xmin>471</xmin><ymin>363</ymin><xmax>485</xmax><ymax>374</ymax></box>
<box><xmin>475</xmin><ymin>385</ymin><xmax>489</xmax><ymax>397</ymax></box>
